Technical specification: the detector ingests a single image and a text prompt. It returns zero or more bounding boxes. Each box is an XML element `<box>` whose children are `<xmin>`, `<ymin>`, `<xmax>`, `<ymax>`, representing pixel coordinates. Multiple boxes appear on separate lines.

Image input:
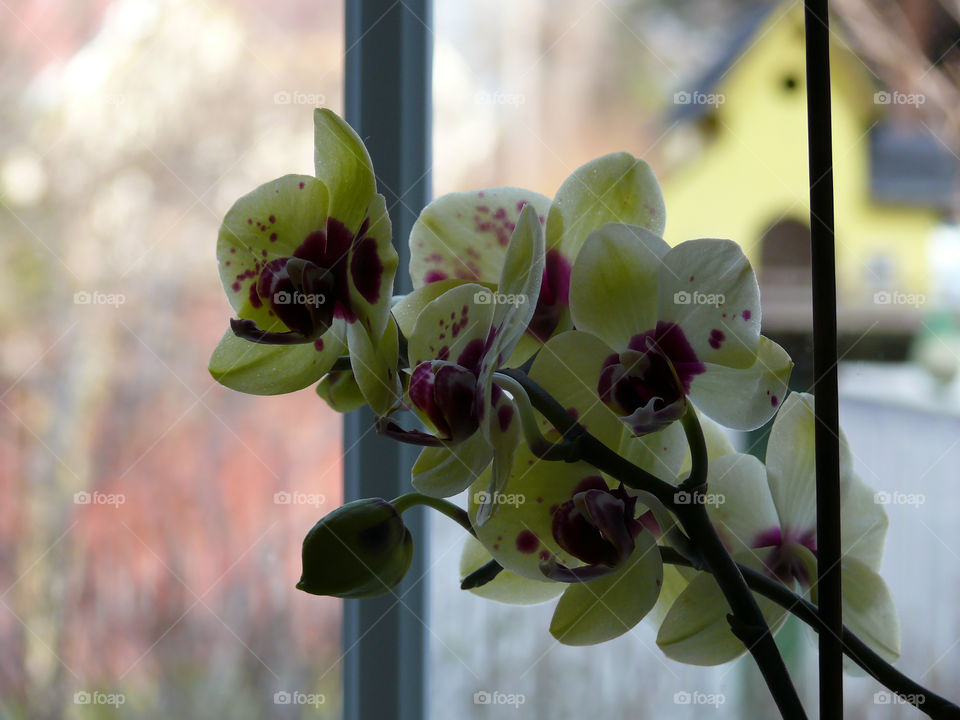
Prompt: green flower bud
<box><xmin>316</xmin><ymin>371</ymin><xmax>366</xmax><ymax>413</ymax></box>
<box><xmin>296</xmin><ymin>498</ymin><xmax>413</xmax><ymax>599</ymax></box>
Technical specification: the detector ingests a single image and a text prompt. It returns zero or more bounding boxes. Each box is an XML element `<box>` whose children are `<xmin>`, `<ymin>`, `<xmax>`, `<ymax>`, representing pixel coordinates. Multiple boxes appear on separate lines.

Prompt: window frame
<box><xmin>342</xmin><ymin>2</ymin><xmax>432</xmax><ymax>720</ymax></box>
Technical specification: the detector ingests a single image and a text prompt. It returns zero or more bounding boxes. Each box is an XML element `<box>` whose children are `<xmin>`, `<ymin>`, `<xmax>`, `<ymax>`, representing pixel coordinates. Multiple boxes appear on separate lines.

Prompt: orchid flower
<box><xmin>209</xmin><ymin>110</ymin><xmax>401</xmax><ymax>414</ymax></box>
<box><xmin>462</xmin><ymin>444</ymin><xmax>663</xmax><ymax>646</ymax></box>
<box><xmin>382</xmin><ymin>205</ymin><xmax>545</xmax><ymax>519</ymax></box>
<box><xmin>406</xmin><ymin>153</ymin><xmax>665</xmax><ymax>361</ymax></box>
<box><xmin>657</xmin><ymin>393</ymin><xmax>899</xmax><ymax>666</ymax></box>
<box><xmin>560</xmin><ymin>222</ymin><xmax>792</xmax><ymax>435</ymax></box>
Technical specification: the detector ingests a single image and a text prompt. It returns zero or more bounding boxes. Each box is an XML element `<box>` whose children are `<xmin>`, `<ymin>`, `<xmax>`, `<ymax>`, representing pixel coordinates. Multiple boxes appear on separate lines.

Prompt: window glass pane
<box><xmin>1</xmin><ymin>1</ymin><xmax>345</xmax><ymax>717</ymax></box>
<box><xmin>429</xmin><ymin>1</ymin><xmax>959</xmax><ymax>716</ymax></box>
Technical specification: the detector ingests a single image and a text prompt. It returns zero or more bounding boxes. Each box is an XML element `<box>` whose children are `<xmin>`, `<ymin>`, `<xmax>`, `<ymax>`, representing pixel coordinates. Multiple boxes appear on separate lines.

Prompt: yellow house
<box><xmin>659</xmin><ymin>3</ymin><xmax>955</xmax><ymax>332</ymax></box>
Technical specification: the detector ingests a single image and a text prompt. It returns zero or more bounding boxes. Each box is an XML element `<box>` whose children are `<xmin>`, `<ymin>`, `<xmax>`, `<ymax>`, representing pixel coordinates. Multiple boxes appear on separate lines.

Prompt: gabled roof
<box><xmin>669</xmin><ymin>4</ymin><xmax>778</xmax><ymax>124</ymax></box>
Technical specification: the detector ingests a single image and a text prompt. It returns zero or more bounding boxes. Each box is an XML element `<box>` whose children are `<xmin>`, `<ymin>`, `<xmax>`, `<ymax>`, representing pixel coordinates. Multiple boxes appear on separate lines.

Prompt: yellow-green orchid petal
<box><xmin>459</xmin><ymin>535</ymin><xmax>563</xmax><ymax>605</ymax></box>
<box><xmin>408</xmin><ymin>187</ymin><xmax>550</xmax><ymax>288</ymax></box>
<box><xmin>549</xmin><ymin>529</ymin><xmax>663</xmax><ymax>646</ymax></box>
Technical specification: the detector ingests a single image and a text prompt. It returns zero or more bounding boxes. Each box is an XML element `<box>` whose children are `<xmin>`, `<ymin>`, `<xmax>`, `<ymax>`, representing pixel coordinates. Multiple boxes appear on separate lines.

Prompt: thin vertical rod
<box><xmin>803</xmin><ymin>1</ymin><xmax>843</xmax><ymax>717</ymax></box>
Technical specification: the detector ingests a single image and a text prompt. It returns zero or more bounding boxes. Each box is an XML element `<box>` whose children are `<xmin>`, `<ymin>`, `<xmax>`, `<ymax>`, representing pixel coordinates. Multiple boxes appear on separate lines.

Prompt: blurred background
<box><xmin>2</xmin><ymin>0</ymin><xmax>960</xmax><ymax>717</ymax></box>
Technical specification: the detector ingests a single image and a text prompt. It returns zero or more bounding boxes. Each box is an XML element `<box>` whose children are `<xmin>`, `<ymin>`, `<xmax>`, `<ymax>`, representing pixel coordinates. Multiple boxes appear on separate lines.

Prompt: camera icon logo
<box><xmin>673</xmin><ymin>290</ymin><xmax>691</xmax><ymax>305</ymax></box>
<box><xmin>874</xmin><ymin>691</ymin><xmax>891</xmax><ymax>704</ymax></box>
<box><xmin>274</xmin><ymin>690</ymin><xmax>292</xmax><ymax>704</ymax></box>
<box><xmin>74</xmin><ymin>291</ymin><xmax>91</xmax><ymax>305</ymax></box>
<box><xmin>673</xmin><ymin>91</ymin><xmax>692</xmax><ymax>105</ymax></box>
<box><xmin>874</xmin><ymin>91</ymin><xmax>891</xmax><ymax>105</ymax></box>
<box><xmin>74</xmin><ymin>491</ymin><xmax>91</xmax><ymax>504</ymax></box>
<box><xmin>473</xmin><ymin>290</ymin><xmax>492</xmax><ymax>305</ymax></box>
<box><xmin>873</xmin><ymin>290</ymin><xmax>891</xmax><ymax>305</ymax></box>
<box><xmin>473</xmin><ymin>491</ymin><xmax>491</xmax><ymax>505</ymax></box>
<box><xmin>274</xmin><ymin>291</ymin><xmax>292</xmax><ymax>305</ymax></box>
<box><xmin>274</xmin><ymin>91</ymin><xmax>291</xmax><ymax>105</ymax></box>
<box><xmin>74</xmin><ymin>691</ymin><xmax>92</xmax><ymax>704</ymax></box>
<box><xmin>674</xmin><ymin>691</ymin><xmax>692</xmax><ymax>704</ymax></box>
<box><xmin>473</xmin><ymin>691</ymin><xmax>492</xmax><ymax>705</ymax></box>
<box><xmin>873</xmin><ymin>491</ymin><xmax>891</xmax><ymax>505</ymax></box>
<box><xmin>274</xmin><ymin>491</ymin><xmax>292</xmax><ymax>505</ymax></box>
<box><xmin>673</xmin><ymin>491</ymin><xmax>692</xmax><ymax>505</ymax></box>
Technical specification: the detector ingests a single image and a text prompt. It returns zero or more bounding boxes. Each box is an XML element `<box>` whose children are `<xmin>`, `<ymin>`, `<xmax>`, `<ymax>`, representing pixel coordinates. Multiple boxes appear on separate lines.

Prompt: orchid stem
<box><xmin>492</xmin><ymin>371</ymin><xmax>579</xmax><ymax>460</ymax></box>
<box><xmin>677</xmin><ymin>405</ymin><xmax>708</xmax><ymax>492</ymax></box>
<box><xmin>391</xmin><ymin>493</ymin><xmax>475</xmax><ymax>537</ymax></box>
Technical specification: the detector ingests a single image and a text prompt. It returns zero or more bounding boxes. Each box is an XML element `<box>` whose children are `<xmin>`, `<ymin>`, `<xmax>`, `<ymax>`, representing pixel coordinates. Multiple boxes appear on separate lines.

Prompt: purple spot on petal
<box><xmin>771</xmin><ymin>395</ymin><xmax>779</xmax><ymax>407</ymax></box>
<box><xmin>516</xmin><ymin>530</ymin><xmax>539</xmax><ymax>554</ymax></box>
<box><xmin>742</xmin><ymin>309</ymin><xmax>752</xmax><ymax>321</ymax></box>
<box><xmin>314</xmin><ymin>338</ymin><xmax>324</xmax><ymax>351</ymax></box>
<box><xmin>424</xmin><ymin>270</ymin><xmax>448</xmax><ymax>283</ymax></box>
<box><xmin>269</xmin><ymin>233</ymin><xmax>277</xmax><ymax>242</ymax></box>
<box><xmin>708</xmin><ymin>329</ymin><xmax>725</xmax><ymax>350</ymax></box>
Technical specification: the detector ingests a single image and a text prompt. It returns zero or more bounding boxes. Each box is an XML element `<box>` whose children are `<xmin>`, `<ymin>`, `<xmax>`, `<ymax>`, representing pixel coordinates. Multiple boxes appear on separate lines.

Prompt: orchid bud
<box><xmin>296</xmin><ymin>498</ymin><xmax>413</xmax><ymax>599</ymax></box>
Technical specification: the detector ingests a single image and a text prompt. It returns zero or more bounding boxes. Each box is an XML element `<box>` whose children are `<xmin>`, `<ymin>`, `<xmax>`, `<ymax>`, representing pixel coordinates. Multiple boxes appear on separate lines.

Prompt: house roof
<box><xmin>668</xmin><ymin>4</ymin><xmax>777</xmax><ymax>124</ymax></box>
<box><xmin>870</xmin><ymin>123</ymin><xmax>957</xmax><ymax>210</ymax></box>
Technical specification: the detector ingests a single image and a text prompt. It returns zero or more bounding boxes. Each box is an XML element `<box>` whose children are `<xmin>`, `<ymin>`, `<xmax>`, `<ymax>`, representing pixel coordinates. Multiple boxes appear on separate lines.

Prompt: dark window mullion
<box><xmin>343</xmin><ymin>2</ymin><xmax>432</xmax><ymax>720</ymax></box>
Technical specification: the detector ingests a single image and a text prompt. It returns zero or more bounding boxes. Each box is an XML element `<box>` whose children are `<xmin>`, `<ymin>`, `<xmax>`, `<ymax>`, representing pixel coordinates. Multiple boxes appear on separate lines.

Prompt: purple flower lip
<box><xmin>231</xmin><ymin>257</ymin><xmax>335</xmax><ymax>345</ymax></box>
<box><xmin>752</xmin><ymin>526</ymin><xmax>818</xmax><ymax>585</ymax></box>
<box><xmin>545</xmin><ymin>480</ymin><xmax>643</xmax><ymax>583</ymax></box>
<box><xmin>597</xmin><ymin>322</ymin><xmax>705</xmax><ymax>435</ymax></box>
<box><xmin>408</xmin><ymin>361</ymin><xmax>479</xmax><ymax>443</ymax></box>
<box><xmin>230</xmin><ymin>215</ymin><xmax>381</xmax><ymax>346</ymax></box>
